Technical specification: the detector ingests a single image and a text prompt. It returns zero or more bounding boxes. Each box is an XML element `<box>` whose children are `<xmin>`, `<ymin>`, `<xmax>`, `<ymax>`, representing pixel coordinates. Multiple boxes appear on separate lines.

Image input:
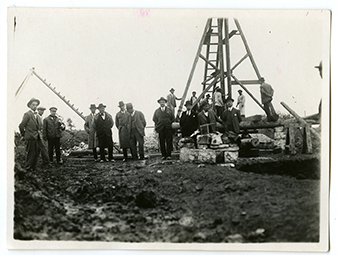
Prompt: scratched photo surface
<box><xmin>7</xmin><ymin>8</ymin><xmax>330</xmax><ymax>251</ymax></box>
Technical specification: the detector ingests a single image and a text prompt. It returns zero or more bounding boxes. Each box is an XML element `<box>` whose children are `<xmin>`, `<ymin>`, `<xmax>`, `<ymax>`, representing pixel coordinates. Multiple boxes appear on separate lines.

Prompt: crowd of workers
<box><xmin>18</xmin><ymin>77</ymin><xmax>278</xmax><ymax>170</ymax></box>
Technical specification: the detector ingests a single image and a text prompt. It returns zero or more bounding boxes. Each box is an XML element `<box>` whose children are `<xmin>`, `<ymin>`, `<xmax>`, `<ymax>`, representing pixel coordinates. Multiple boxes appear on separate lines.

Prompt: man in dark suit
<box><xmin>19</xmin><ymin>98</ymin><xmax>42</xmax><ymax>171</ymax></box>
<box><xmin>43</xmin><ymin>107</ymin><xmax>66</xmax><ymax>164</ymax></box>
<box><xmin>93</xmin><ymin>103</ymin><xmax>115</xmax><ymax>162</ymax></box>
<box><xmin>197</xmin><ymin>101</ymin><xmax>218</xmax><ymax>134</ymax></box>
<box><xmin>179</xmin><ymin>101</ymin><xmax>198</xmax><ymax>137</ymax></box>
<box><xmin>126</xmin><ymin>103</ymin><xmax>147</xmax><ymax>160</ymax></box>
<box><xmin>37</xmin><ymin>106</ymin><xmax>50</xmax><ymax>165</ymax></box>
<box><xmin>221</xmin><ymin>97</ymin><xmax>242</xmax><ymax>134</ymax></box>
<box><xmin>153</xmin><ymin>97</ymin><xmax>175</xmax><ymax>160</ymax></box>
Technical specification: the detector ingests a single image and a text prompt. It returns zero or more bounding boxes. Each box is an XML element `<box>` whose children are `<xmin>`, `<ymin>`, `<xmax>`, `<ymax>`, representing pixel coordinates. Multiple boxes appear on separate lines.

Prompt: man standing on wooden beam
<box><xmin>260</xmin><ymin>77</ymin><xmax>279</xmax><ymax>122</ymax></box>
<box><xmin>236</xmin><ymin>89</ymin><xmax>246</xmax><ymax>119</ymax></box>
<box><xmin>167</xmin><ymin>88</ymin><xmax>181</xmax><ymax>116</ymax></box>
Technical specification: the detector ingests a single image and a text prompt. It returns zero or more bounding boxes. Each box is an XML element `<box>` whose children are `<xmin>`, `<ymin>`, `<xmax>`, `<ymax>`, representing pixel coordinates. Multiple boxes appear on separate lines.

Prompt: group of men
<box><xmin>19</xmin><ymin>78</ymin><xmax>278</xmax><ymax>169</ymax></box>
<box><xmin>19</xmin><ymin>98</ymin><xmax>65</xmax><ymax>171</ymax></box>
<box><xmin>152</xmin><ymin>93</ymin><xmax>242</xmax><ymax>160</ymax></box>
<box><xmin>84</xmin><ymin>102</ymin><xmax>147</xmax><ymax>162</ymax></box>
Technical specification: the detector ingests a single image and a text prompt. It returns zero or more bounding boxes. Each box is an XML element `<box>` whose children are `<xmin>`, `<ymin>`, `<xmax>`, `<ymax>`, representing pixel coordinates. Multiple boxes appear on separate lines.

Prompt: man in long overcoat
<box><xmin>153</xmin><ymin>97</ymin><xmax>175</xmax><ymax>160</ymax></box>
<box><xmin>115</xmin><ymin>101</ymin><xmax>131</xmax><ymax>162</ymax></box>
<box><xmin>93</xmin><ymin>103</ymin><xmax>115</xmax><ymax>162</ymax></box>
<box><xmin>19</xmin><ymin>98</ymin><xmax>42</xmax><ymax>171</ymax></box>
<box><xmin>180</xmin><ymin>100</ymin><xmax>198</xmax><ymax>137</ymax></box>
<box><xmin>84</xmin><ymin>104</ymin><xmax>99</xmax><ymax>161</ymax></box>
<box><xmin>197</xmin><ymin>101</ymin><xmax>218</xmax><ymax>134</ymax></box>
<box><xmin>221</xmin><ymin>97</ymin><xmax>242</xmax><ymax>134</ymax></box>
<box><xmin>43</xmin><ymin>107</ymin><xmax>66</xmax><ymax>164</ymax></box>
<box><xmin>126</xmin><ymin>103</ymin><xmax>147</xmax><ymax>160</ymax></box>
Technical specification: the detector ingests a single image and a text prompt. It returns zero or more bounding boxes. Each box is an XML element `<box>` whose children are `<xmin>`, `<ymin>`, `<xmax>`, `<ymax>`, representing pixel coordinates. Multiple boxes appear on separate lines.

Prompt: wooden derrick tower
<box><xmin>176</xmin><ymin>18</ymin><xmax>265</xmax><ymax>118</ymax></box>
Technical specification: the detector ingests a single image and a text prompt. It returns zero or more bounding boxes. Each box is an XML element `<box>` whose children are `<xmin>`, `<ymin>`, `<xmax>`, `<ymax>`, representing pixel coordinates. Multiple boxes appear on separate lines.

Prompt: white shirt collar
<box><xmin>161</xmin><ymin>106</ymin><xmax>166</xmax><ymax>111</ymax></box>
<box><xmin>228</xmin><ymin>106</ymin><xmax>233</xmax><ymax>111</ymax></box>
<box><xmin>203</xmin><ymin>111</ymin><xmax>209</xmax><ymax>117</ymax></box>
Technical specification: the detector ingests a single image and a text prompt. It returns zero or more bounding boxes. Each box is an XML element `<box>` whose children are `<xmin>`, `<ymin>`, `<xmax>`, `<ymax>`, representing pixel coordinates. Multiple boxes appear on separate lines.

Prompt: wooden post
<box><xmin>280</xmin><ymin>101</ymin><xmax>320</xmax><ymax>140</ymax></box>
<box><xmin>234</xmin><ymin>19</ymin><xmax>262</xmax><ymax>80</ymax></box>
<box><xmin>288</xmin><ymin>125</ymin><xmax>296</xmax><ymax>154</ymax></box>
<box><xmin>32</xmin><ymin>70</ymin><xmax>86</xmax><ymax>121</ymax></box>
<box><xmin>304</xmin><ymin>124</ymin><xmax>313</xmax><ymax>154</ymax></box>
<box><xmin>176</xmin><ymin>19</ymin><xmax>212</xmax><ymax>118</ymax></box>
<box><xmin>224</xmin><ymin>18</ymin><xmax>232</xmax><ymax>98</ymax></box>
<box><xmin>217</xmin><ymin>18</ymin><xmax>225</xmax><ymax>94</ymax></box>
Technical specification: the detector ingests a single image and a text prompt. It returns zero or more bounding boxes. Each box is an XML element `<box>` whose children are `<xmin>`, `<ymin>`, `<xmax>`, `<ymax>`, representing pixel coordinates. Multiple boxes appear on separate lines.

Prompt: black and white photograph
<box><xmin>5</xmin><ymin>6</ymin><xmax>331</xmax><ymax>252</ymax></box>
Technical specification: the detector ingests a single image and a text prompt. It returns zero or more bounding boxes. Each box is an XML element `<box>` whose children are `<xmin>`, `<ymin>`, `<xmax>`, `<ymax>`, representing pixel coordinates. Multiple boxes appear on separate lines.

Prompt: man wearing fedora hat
<box><xmin>236</xmin><ymin>89</ymin><xmax>246</xmax><ymax>118</ymax></box>
<box><xmin>84</xmin><ymin>104</ymin><xmax>99</xmax><ymax>161</ymax></box>
<box><xmin>93</xmin><ymin>103</ymin><xmax>115</xmax><ymax>162</ymax></box>
<box><xmin>167</xmin><ymin>88</ymin><xmax>181</xmax><ymax>116</ymax></box>
<box><xmin>180</xmin><ymin>100</ymin><xmax>198</xmax><ymax>137</ymax></box>
<box><xmin>43</xmin><ymin>107</ymin><xmax>66</xmax><ymax>164</ymax></box>
<box><xmin>126</xmin><ymin>103</ymin><xmax>147</xmax><ymax>160</ymax></box>
<box><xmin>153</xmin><ymin>97</ymin><xmax>175</xmax><ymax>160</ymax></box>
<box><xmin>36</xmin><ymin>106</ymin><xmax>49</xmax><ymax>165</ymax></box>
<box><xmin>115</xmin><ymin>101</ymin><xmax>131</xmax><ymax>162</ymax></box>
<box><xmin>19</xmin><ymin>98</ymin><xmax>42</xmax><ymax>171</ymax></box>
<box><xmin>221</xmin><ymin>97</ymin><xmax>242</xmax><ymax>134</ymax></box>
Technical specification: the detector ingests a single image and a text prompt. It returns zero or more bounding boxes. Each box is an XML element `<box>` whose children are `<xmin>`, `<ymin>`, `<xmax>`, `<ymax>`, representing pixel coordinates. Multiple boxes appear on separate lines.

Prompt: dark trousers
<box><xmin>48</xmin><ymin>138</ymin><xmax>61</xmax><ymax>163</ymax></box>
<box><xmin>264</xmin><ymin>101</ymin><xmax>278</xmax><ymax>121</ymax></box>
<box><xmin>122</xmin><ymin>148</ymin><xmax>128</xmax><ymax>160</ymax></box>
<box><xmin>158</xmin><ymin>127</ymin><xmax>173</xmax><ymax>158</ymax></box>
<box><xmin>215</xmin><ymin>106</ymin><xmax>223</xmax><ymax>117</ymax></box>
<box><xmin>92</xmin><ymin>147</ymin><xmax>98</xmax><ymax>160</ymax></box>
<box><xmin>98</xmin><ymin>136</ymin><xmax>113</xmax><ymax>160</ymax></box>
<box><xmin>130</xmin><ymin>128</ymin><xmax>145</xmax><ymax>159</ymax></box>
<box><xmin>38</xmin><ymin>139</ymin><xmax>49</xmax><ymax>164</ymax></box>
<box><xmin>25</xmin><ymin>139</ymin><xmax>40</xmax><ymax>170</ymax></box>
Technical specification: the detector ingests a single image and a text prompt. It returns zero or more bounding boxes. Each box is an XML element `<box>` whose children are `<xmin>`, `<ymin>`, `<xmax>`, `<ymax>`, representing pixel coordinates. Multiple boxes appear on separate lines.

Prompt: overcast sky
<box><xmin>8</xmin><ymin>9</ymin><xmax>330</xmax><ymax>137</ymax></box>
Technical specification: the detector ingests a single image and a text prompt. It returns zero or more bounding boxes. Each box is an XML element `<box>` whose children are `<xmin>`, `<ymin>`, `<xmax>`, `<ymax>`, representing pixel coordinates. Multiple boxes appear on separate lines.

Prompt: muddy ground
<box><xmin>13</xmin><ymin>143</ymin><xmax>320</xmax><ymax>243</ymax></box>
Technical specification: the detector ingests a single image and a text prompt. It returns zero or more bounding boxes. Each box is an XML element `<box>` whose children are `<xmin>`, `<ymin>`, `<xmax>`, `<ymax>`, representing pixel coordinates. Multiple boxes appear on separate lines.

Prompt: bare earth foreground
<box><xmin>13</xmin><ymin>148</ymin><xmax>320</xmax><ymax>243</ymax></box>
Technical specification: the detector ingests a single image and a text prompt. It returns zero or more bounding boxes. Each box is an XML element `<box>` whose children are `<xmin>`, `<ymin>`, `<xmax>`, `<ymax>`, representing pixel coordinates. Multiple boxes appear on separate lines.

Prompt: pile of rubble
<box><xmin>62</xmin><ymin>142</ymin><xmax>89</xmax><ymax>157</ymax></box>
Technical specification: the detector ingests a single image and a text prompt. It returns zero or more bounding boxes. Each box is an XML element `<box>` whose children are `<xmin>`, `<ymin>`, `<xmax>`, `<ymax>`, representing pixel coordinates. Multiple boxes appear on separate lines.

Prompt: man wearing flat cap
<box><xmin>36</xmin><ymin>106</ymin><xmax>49</xmax><ymax>165</ymax></box>
<box><xmin>43</xmin><ymin>107</ymin><xmax>66</xmax><ymax>164</ymax></box>
<box><xmin>84</xmin><ymin>104</ymin><xmax>99</xmax><ymax>161</ymax></box>
<box><xmin>93</xmin><ymin>103</ymin><xmax>115</xmax><ymax>162</ymax></box>
<box><xmin>180</xmin><ymin>101</ymin><xmax>198</xmax><ymax>137</ymax></box>
<box><xmin>115</xmin><ymin>101</ymin><xmax>131</xmax><ymax>162</ymax></box>
<box><xmin>19</xmin><ymin>98</ymin><xmax>42</xmax><ymax>171</ymax></box>
<box><xmin>126</xmin><ymin>103</ymin><xmax>147</xmax><ymax>160</ymax></box>
<box><xmin>167</xmin><ymin>88</ymin><xmax>181</xmax><ymax>116</ymax></box>
<box><xmin>221</xmin><ymin>97</ymin><xmax>242</xmax><ymax>134</ymax></box>
<box><xmin>153</xmin><ymin>97</ymin><xmax>175</xmax><ymax>160</ymax></box>
<box><xmin>236</xmin><ymin>89</ymin><xmax>246</xmax><ymax>118</ymax></box>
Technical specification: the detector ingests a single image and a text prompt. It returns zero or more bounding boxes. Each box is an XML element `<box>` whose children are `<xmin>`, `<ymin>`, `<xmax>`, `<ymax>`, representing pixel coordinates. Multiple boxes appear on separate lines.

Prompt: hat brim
<box><xmin>157</xmin><ymin>99</ymin><xmax>167</xmax><ymax>103</ymax></box>
<box><xmin>27</xmin><ymin>99</ymin><xmax>40</xmax><ymax>108</ymax></box>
